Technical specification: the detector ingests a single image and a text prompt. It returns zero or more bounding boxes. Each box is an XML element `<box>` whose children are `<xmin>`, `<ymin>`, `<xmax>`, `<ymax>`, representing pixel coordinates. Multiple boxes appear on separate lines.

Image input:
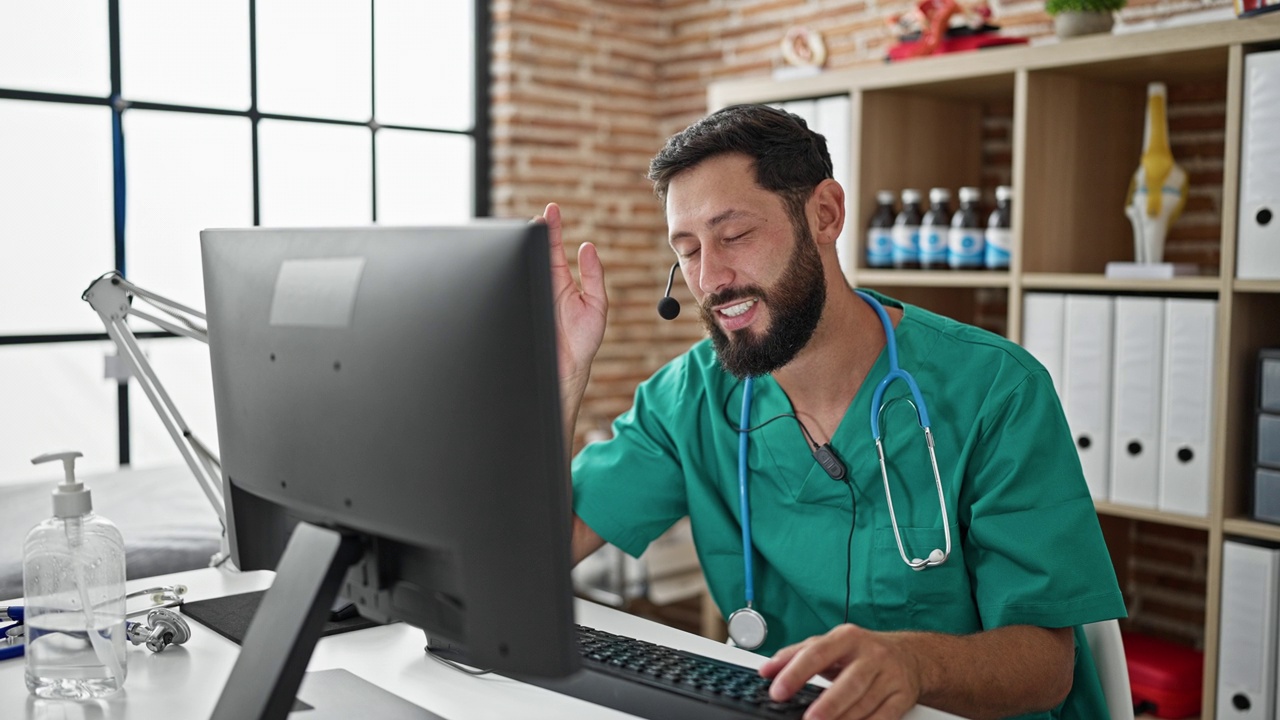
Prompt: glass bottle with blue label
<box><xmin>865</xmin><ymin>190</ymin><xmax>896</xmax><ymax>269</ymax></box>
<box><xmin>985</xmin><ymin>185</ymin><xmax>1012</xmax><ymax>270</ymax></box>
<box><xmin>892</xmin><ymin>189</ymin><xmax>922</xmax><ymax>269</ymax></box>
<box><xmin>948</xmin><ymin>187</ymin><xmax>985</xmax><ymax>270</ymax></box>
<box><xmin>920</xmin><ymin>188</ymin><xmax>951</xmax><ymax>270</ymax></box>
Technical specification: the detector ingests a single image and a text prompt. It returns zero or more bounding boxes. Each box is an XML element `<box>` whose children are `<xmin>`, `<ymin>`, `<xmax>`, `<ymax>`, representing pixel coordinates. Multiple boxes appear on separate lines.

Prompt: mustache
<box><xmin>702</xmin><ymin>286</ymin><xmax>767</xmax><ymax>311</ymax></box>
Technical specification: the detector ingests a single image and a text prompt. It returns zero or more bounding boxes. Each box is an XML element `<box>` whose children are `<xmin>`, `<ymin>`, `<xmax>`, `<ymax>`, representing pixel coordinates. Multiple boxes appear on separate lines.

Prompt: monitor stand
<box><xmin>210</xmin><ymin>521</ymin><xmax>364</xmax><ymax>720</ymax></box>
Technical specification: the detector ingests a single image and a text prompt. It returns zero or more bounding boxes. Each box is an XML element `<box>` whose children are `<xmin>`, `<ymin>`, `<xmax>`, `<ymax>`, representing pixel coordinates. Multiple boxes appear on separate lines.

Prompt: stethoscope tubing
<box><xmin>733</xmin><ymin>291</ymin><xmax>952</xmax><ymax>639</ymax></box>
<box><xmin>739</xmin><ymin>375</ymin><xmax>756</xmax><ymax>608</ymax></box>
<box><xmin>0</xmin><ymin>585</ymin><xmax>186</xmax><ymax>661</ymax></box>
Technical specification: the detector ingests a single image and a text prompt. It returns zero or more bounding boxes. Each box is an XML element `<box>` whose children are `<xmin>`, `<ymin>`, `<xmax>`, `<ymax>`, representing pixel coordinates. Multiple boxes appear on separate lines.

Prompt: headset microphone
<box><xmin>657</xmin><ymin>262</ymin><xmax>681</xmax><ymax>320</ymax></box>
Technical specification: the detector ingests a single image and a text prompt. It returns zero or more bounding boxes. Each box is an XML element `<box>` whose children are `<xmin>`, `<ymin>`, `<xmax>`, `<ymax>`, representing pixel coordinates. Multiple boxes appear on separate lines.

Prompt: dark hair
<box><xmin>647</xmin><ymin>104</ymin><xmax>834</xmax><ymax>226</ymax></box>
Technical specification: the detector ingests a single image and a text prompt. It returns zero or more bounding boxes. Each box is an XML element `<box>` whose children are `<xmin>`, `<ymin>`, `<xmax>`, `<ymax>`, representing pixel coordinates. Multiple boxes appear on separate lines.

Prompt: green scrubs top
<box><xmin>572</xmin><ymin>292</ymin><xmax>1126</xmax><ymax>719</ymax></box>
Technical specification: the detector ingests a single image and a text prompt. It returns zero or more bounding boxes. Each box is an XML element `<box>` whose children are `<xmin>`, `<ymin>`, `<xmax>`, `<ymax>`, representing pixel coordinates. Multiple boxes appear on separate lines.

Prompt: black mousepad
<box><xmin>180</xmin><ymin>590</ymin><xmax>380</xmax><ymax>645</ymax></box>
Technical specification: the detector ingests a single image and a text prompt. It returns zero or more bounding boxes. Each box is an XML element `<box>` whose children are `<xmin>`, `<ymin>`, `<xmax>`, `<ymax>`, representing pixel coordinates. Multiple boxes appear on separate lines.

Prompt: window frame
<box><xmin>0</xmin><ymin>0</ymin><xmax>490</xmax><ymax>465</ymax></box>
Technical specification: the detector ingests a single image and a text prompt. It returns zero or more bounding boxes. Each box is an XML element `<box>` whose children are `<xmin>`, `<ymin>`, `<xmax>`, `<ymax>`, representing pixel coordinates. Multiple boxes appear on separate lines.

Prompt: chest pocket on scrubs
<box><xmin>871</xmin><ymin>525</ymin><xmax>977</xmax><ymax>633</ymax></box>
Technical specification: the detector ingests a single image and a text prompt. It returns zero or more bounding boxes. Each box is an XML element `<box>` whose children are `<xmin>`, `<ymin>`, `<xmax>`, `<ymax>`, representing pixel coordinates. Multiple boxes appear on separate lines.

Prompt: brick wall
<box><xmin>492</xmin><ymin>0</ymin><xmax>1224</xmax><ymax>641</ymax></box>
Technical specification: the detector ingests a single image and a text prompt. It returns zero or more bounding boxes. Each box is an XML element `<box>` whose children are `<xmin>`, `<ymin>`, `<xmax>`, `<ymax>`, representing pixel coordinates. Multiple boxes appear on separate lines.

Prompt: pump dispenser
<box><xmin>23</xmin><ymin>451</ymin><xmax>127</xmax><ymax>699</ymax></box>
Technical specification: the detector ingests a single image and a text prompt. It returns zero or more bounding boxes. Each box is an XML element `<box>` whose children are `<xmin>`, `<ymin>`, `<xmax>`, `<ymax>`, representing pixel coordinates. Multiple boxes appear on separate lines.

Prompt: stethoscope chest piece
<box><xmin>727</xmin><ymin>606</ymin><xmax>767</xmax><ymax>650</ymax></box>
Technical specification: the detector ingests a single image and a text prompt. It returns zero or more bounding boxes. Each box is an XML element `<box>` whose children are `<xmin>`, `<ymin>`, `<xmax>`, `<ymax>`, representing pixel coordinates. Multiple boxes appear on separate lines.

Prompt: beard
<box><xmin>700</xmin><ymin>224</ymin><xmax>827</xmax><ymax>379</ymax></box>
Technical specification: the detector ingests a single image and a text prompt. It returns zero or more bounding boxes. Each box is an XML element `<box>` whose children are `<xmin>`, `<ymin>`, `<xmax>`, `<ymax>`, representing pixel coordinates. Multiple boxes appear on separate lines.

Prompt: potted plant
<box><xmin>1045</xmin><ymin>0</ymin><xmax>1124</xmax><ymax>38</ymax></box>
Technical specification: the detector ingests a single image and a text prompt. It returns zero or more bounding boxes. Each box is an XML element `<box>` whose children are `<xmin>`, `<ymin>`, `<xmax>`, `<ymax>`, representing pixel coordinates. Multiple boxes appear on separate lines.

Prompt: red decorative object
<box><xmin>885</xmin><ymin>0</ymin><xmax>1027</xmax><ymax>61</ymax></box>
<box><xmin>887</xmin><ymin>32</ymin><xmax>1027</xmax><ymax>62</ymax></box>
<box><xmin>1122</xmin><ymin>632</ymin><xmax>1204</xmax><ymax>719</ymax></box>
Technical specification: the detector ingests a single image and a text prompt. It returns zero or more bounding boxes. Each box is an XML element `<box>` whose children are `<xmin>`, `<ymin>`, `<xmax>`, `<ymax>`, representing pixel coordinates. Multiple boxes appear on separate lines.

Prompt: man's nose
<box><xmin>698</xmin><ymin>244</ymin><xmax>733</xmax><ymax>297</ymax></box>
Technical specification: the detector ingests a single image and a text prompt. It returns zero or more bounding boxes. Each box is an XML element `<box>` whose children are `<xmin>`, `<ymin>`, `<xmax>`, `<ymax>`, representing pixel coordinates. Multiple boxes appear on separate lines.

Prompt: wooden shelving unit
<box><xmin>710</xmin><ymin>14</ymin><xmax>1280</xmax><ymax>718</ymax></box>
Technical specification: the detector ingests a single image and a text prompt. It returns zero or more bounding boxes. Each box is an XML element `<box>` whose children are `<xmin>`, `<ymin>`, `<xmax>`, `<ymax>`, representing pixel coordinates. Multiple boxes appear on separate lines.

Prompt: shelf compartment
<box><xmin>1097</xmin><ymin>515</ymin><xmax>1208</xmax><ymax>651</ymax></box>
<box><xmin>1022</xmin><ymin>58</ymin><xmax>1230</xmax><ymax>277</ymax></box>
<box><xmin>854</xmin><ymin>75</ymin><xmax>1016</xmax><ymax>274</ymax></box>
<box><xmin>1222</xmin><ymin>293</ymin><xmax>1280</xmax><ymax>519</ymax></box>
<box><xmin>871</xmin><ymin>286</ymin><xmax>1008</xmax><ymax>337</ymax></box>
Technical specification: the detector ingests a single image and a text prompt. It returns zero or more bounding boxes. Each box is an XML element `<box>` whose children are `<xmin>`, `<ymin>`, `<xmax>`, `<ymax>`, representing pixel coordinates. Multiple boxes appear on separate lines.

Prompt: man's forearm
<box><xmin>889</xmin><ymin>625</ymin><xmax>1074</xmax><ymax>720</ymax></box>
<box><xmin>561</xmin><ymin>371</ymin><xmax>590</xmax><ymax>460</ymax></box>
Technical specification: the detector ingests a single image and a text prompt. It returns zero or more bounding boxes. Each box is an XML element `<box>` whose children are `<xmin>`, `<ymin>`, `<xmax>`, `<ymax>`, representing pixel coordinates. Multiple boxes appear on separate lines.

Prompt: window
<box><xmin>0</xmin><ymin>1</ymin><xmax>488</xmax><ymax>484</ymax></box>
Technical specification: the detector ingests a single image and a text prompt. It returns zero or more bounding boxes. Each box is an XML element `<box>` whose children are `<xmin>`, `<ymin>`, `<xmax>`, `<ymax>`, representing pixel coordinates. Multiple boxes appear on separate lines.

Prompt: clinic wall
<box><xmin>490</xmin><ymin>0</ymin><xmax>707</xmax><ymax>446</ymax></box>
<box><xmin>491</xmin><ymin>0</ymin><xmax>1232</xmax><ymax>452</ymax></box>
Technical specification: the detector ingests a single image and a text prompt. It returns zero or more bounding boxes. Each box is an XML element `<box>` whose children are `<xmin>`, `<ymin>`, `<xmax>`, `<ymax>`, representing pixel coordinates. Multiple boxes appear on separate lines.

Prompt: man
<box><xmin>541</xmin><ymin>104</ymin><xmax>1125</xmax><ymax>720</ymax></box>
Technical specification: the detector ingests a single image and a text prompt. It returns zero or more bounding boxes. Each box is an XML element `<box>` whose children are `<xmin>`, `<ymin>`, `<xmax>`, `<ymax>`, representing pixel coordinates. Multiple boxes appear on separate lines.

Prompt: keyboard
<box><xmin>526</xmin><ymin>624</ymin><xmax>826</xmax><ymax>720</ymax></box>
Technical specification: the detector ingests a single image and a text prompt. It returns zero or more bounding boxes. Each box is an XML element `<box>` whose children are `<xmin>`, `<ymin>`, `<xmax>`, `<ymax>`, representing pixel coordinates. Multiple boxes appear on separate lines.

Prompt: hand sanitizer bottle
<box><xmin>23</xmin><ymin>451</ymin><xmax>127</xmax><ymax>699</ymax></box>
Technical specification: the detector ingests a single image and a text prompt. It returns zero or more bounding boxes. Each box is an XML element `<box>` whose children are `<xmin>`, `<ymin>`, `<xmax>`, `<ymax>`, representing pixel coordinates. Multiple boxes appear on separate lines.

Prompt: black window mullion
<box><xmin>370</xmin><ymin>0</ymin><xmax>378</xmax><ymax>223</ymax></box>
<box><xmin>474</xmin><ymin>0</ymin><xmax>490</xmax><ymax>218</ymax></box>
<box><xmin>249</xmin><ymin>0</ymin><xmax>262</xmax><ymax>227</ymax></box>
<box><xmin>108</xmin><ymin>0</ymin><xmax>131</xmax><ymax>465</ymax></box>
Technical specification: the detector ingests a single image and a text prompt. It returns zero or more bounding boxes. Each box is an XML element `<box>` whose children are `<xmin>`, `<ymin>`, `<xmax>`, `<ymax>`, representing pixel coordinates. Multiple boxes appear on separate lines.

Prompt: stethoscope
<box><xmin>0</xmin><ymin>585</ymin><xmax>192</xmax><ymax>661</ymax></box>
<box><xmin>726</xmin><ymin>290</ymin><xmax>952</xmax><ymax>651</ymax></box>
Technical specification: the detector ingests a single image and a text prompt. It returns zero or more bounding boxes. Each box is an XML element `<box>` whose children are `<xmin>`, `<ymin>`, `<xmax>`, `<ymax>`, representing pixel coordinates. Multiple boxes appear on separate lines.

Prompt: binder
<box><xmin>1021</xmin><ymin>292</ymin><xmax>1066</xmax><ymax>398</ymax></box>
<box><xmin>1217</xmin><ymin>540</ymin><xmax>1280</xmax><ymax>719</ymax></box>
<box><xmin>1236</xmin><ymin>49</ymin><xmax>1280</xmax><ymax>280</ymax></box>
<box><xmin>813</xmin><ymin>96</ymin><xmax>855</xmax><ymax>277</ymax></box>
<box><xmin>1109</xmin><ymin>297</ymin><xmax>1164</xmax><ymax>508</ymax></box>
<box><xmin>1159</xmin><ymin>298</ymin><xmax>1217</xmax><ymax>517</ymax></box>
<box><xmin>1062</xmin><ymin>295</ymin><xmax>1114</xmax><ymax>501</ymax></box>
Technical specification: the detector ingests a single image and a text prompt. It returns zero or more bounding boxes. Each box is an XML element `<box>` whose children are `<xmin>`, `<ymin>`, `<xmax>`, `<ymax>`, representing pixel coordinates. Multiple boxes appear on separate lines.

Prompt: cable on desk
<box><xmin>425</xmin><ymin>646</ymin><xmax>492</xmax><ymax>676</ymax></box>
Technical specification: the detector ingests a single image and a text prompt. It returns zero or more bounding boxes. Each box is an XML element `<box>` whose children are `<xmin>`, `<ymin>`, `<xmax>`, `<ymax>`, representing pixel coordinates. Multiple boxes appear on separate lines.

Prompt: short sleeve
<box><xmin>962</xmin><ymin>370</ymin><xmax>1127</xmax><ymax>629</ymax></box>
<box><xmin>571</xmin><ymin>366</ymin><xmax>690</xmax><ymax>558</ymax></box>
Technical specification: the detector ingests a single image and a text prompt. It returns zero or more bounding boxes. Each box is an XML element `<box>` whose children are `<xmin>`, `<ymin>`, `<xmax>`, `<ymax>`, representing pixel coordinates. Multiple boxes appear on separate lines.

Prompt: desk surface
<box><xmin>0</xmin><ymin>568</ymin><xmax>961</xmax><ymax>719</ymax></box>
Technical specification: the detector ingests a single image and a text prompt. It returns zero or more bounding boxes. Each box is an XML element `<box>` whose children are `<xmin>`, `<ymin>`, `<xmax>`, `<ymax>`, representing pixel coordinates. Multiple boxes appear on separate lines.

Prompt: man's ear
<box><xmin>811</xmin><ymin>179</ymin><xmax>846</xmax><ymax>247</ymax></box>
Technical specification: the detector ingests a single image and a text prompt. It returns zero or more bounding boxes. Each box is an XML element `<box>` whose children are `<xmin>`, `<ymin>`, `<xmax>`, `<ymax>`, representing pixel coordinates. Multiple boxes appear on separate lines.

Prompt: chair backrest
<box><xmin>1083</xmin><ymin>619</ymin><xmax>1134</xmax><ymax>720</ymax></box>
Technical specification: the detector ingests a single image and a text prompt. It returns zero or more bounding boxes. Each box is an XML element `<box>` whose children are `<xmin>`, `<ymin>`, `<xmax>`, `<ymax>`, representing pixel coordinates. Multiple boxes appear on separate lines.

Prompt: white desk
<box><xmin>0</xmin><ymin>568</ymin><xmax>961</xmax><ymax>719</ymax></box>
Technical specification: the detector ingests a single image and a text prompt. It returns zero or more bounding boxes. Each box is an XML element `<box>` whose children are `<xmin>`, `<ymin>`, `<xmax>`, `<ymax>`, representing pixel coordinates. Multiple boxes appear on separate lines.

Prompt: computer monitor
<box><xmin>200</xmin><ymin>223</ymin><xmax>578</xmax><ymax>719</ymax></box>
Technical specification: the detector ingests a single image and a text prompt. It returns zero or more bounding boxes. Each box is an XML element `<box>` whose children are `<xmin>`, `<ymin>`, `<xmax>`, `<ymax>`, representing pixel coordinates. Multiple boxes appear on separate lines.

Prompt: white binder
<box><xmin>1236</xmin><ymin>49</ymin><xmax>1280</xmax><ymax>280</ymax></box>
<box><xmin>1158</xmin><ymin>298</ymin><xmax>1216</xmax><ymax>517</ymax></box>
<box><xmin>1110</xmin><ymin>297</ymin><xmax>1164</xmax><ymax>509</ymax></box>
<box><xmin>1021</xmin><ymin>292</ymin><xmax>1066</xmax><ymax>398</ymax></box>
<box><xmin>1218</xmin><ymin>540</ymin><xmax>1280</xmax><ymax>719</ymax></box>
<box><xmin>814</xmin><ymin>96</ymin><xmax>855</xmax><ymax>277</ymax></box>
<box><xmin>1063</xmin><ymin>295</ymin><xmax>1114</xmax><ymax>501</ymax></box>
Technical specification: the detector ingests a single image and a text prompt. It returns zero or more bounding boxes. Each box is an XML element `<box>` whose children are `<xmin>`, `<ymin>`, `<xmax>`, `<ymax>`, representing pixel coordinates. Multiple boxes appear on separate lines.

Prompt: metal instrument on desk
<box><xmin>1</xmin><ymin>585</ymin><xmax>191</xmax><ymax>660</ymax></box>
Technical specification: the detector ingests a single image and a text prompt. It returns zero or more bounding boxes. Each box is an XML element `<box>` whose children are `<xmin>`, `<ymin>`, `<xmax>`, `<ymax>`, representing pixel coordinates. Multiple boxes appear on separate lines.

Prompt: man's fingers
<box><xmin>759</xmin><ymin>641</ymin><xmax>809</xmax><ymax>679</ymax></box>
<box><xmin>544</xmin><ymin>202</ymin><xmax>563</xmax><ymax>245</ymax></box>
<box><xmin>769</xmin><ymin>633</ymin><xmax>855</xmax><ymax>701</ymax></box>
<box><xmin>577</xmin><ymin>242</ymin><xmax>606</xmax><ymax>305</ymax></box>
<box><xmin>808</xmin><ymin>659</ymin><xmax>883</xmax><ymax>720</ymax></box>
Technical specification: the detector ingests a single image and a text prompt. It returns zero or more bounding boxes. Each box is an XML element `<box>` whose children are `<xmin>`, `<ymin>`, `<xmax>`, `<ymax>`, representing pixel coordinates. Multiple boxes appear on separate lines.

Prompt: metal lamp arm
<box><xmin>82</xmin><ymin>272</ymin><xmax>227</xmax><ymax>529</ymax></box>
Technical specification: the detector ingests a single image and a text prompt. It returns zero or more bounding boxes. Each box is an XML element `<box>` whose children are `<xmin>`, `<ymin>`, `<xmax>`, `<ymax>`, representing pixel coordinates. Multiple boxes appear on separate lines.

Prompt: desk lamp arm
<box><xmin>82</xmin><ymin>272</ymin><xmax>227</xmax><ymax>529</ymax></box>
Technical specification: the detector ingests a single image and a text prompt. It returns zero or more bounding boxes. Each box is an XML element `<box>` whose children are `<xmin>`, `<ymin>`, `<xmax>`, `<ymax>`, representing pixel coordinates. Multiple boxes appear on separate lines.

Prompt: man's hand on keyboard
<box><xmin>757</xmin><ymin>624</ymin><xmax>921</xmax><ymax>720</ymax></box>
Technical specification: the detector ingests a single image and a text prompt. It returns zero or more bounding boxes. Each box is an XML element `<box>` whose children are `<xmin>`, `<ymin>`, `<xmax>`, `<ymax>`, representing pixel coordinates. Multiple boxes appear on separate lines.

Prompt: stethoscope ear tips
<box><xmin>928</xmin><ymin>548</ymin><xmax>945</xmax><ymax>564</ymax></box>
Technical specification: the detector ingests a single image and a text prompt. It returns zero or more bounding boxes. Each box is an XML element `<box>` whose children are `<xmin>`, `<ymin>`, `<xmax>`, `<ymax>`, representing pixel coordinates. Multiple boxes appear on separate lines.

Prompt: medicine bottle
<box><xmin>865</xmin><ymin>191</ymin><xmax>896</xmax><ymax>269</ymax></box>
<box><xmin>920</xmin><ymin>188</ymin><xmax>952</xmax><ymax>269</ymax></box>
<box><xmin>892</xmin><ymin>189</ymin><xmax>923</xmax><ymax>269</ymax></box>
<box><xmin>23</xmin><ymin>451</ymin><xmax>127</xmax><ymax>699</ymax></box>
<box><xmin>948</xmin><ymin>187</ymin><xmax>985</xmax><ymax>270</ymax></box>
<box><xmin>986</xmin><ymin>186</ymin><xmax>1013</xmax><ymax>270</ymax></box>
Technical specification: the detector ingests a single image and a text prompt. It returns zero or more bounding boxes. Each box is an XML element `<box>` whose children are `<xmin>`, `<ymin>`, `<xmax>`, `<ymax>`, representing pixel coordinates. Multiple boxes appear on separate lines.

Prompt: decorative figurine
<box><xmin>1125</xmin><ymin>82</ymin><xmax>1188</xmax><ymax>264</ymax></box>
<box><xmin>884</xmin><ymin>0</ymin><xmax>1026</xmax><ymax>61</ymax></box>
<box><xmin>780</xmin><ymin>26</ymin><xmax>827</xmax><ymax>68</ymax></box>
